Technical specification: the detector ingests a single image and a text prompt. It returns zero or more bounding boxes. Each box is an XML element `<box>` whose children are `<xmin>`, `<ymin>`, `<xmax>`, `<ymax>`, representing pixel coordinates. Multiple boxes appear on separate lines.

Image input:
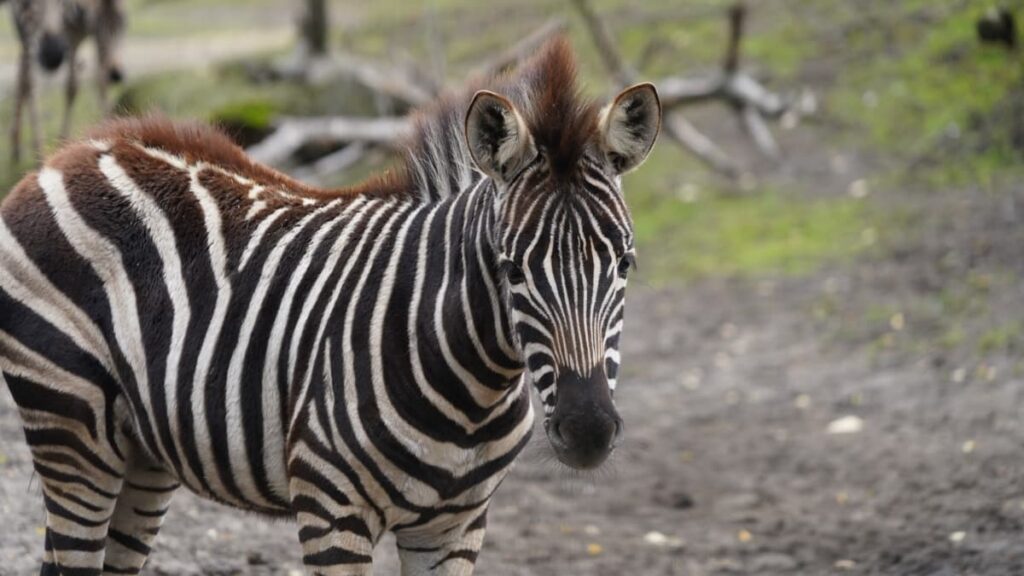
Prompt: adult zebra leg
<box><xmin>396</xmin><ymin>510</ymin><xmax>489</xmax><ymax>576</ymax></box>
<box><xmin>100</xmin><ymin>458</ymin><xmax>179</xmax><ymax>575</ymax></box>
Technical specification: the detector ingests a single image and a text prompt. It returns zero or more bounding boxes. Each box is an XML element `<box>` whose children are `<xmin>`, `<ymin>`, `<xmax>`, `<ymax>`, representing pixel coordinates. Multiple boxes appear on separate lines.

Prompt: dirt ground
<box><xmin>4</xmin><ymin>2</ymin><xmax>1024</xmax><ymax>575</ymax></box>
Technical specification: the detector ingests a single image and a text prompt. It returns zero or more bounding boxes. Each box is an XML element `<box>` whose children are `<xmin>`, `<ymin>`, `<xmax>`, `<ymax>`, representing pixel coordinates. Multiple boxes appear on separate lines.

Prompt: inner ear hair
<box><xmin>600</xmin><ymin>83</ymin><xmax>661</xmax><ymax>175</ymax></box>
<box><xmin>465</xmin><ymin>91</ymin><xmax>535</xmax><ymax>182</ymax></box>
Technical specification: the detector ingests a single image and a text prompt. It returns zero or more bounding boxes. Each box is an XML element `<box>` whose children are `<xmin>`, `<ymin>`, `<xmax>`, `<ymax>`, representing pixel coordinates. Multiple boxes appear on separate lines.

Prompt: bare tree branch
<box><xmin>741</xmin><ymin>104</ymin><xmax>780</xmax><ymax>160</ymax></box>
<box><xmin>572</xmin><ymin>0</ymin><xmax>740</xmax><ymax>177</ymax></box>
<box><xmin>570</xmin><ymin>0</ymin><xmax>635</xmax><ymax>87</ymax></box>
<box><xmin>304</xmin><ymin>54</ymin><xmax>436</xmax><ymax>106</ymax></box>
<box><xmin>248</xmin><ymin>116</ymin><xmax>410</xmax><ymax>167</ymax></box>
<box><xmin>291</xmin><ymin>142</ymin><xmax>369</xmax><ymax>185</ymax></box>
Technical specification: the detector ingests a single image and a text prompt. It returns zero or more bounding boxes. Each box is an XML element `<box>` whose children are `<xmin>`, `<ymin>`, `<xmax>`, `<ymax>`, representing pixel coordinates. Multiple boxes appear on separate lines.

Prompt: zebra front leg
<box><xmin>290</xmin><ymin>478</ymin><xmax>378</xmax><ymax>575</ymax></box>
<box><xmin>396</xmin><ymin>510</ymin><xmax>489</xmax><ymax>576</ymax></box>
<box><xmin>101</xmin><ymin>458</ymin><xmax>179</xmax><ymax>575</ymax></box>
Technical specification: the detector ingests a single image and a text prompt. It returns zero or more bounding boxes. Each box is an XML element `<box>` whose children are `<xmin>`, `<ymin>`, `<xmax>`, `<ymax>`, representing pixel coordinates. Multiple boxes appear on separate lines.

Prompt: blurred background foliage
<box><xmin>0</xmin><ymin>0</ymin><xmax>1020</xmax><ymax>289</ymax></box>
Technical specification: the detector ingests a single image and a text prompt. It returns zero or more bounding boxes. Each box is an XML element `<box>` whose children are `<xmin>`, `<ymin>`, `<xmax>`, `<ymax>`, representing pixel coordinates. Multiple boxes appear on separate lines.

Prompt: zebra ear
<box><xmin>465</xmin><ymin>90</ymin><xmax>536</xmax><ymax>183</ymax></box>
<box><xmin>599</xmin><ymin>83</ymin><xmax>661</xmax><ymax>175</ymax></box>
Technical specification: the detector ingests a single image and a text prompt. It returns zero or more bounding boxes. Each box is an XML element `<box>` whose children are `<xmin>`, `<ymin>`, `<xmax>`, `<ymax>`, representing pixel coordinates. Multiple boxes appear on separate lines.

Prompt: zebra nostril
<box><xmin>611</xmin><ymin>419</ymin><xmax>624</xmax><ymax>447</ymax></box>
<box><xmin>547</xmin><ymin>418</ymin><xmax>566</xmax><ymax>447</ymax></box>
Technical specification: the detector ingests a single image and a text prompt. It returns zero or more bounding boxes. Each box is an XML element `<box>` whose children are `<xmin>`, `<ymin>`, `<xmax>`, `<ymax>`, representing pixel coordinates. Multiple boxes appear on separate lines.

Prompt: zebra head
<box><xmin>465</xmin><ymin>82</ymin><xmax>661</xmax><ymax>469</ymax></box>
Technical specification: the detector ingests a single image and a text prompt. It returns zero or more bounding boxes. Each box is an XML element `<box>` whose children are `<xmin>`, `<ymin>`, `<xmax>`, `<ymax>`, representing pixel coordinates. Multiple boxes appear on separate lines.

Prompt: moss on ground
<box><xmin>625</xmin><ymin>148</ymin><xmax>872</xmax><ymax>284</ymax></box>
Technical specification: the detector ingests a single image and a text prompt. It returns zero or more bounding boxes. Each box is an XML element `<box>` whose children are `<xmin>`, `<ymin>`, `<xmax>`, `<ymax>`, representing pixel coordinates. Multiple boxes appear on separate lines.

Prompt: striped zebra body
<box><xmin>0</xmin><ymin>38</ymin><xmax>661</xmax><ymax>575</ymax></box>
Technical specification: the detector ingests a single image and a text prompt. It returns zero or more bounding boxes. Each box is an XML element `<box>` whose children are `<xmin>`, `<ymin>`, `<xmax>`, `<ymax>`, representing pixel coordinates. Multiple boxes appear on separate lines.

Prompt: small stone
<box><xmin>644</xmin><ymin>531</ymin><xmax>668</xmax><ymax>546</ymax></box>
<box><xmin>583</xmin><ymin>525</ymin><xmax>600</xmax><ymax>536</ymax></box>
<box><xmin>830</xmin><ymin>154</ymin><xmax>849</xmax><ymax>175</ymax></box>
<box><xmin>889</xmin><ymin>313</ymin><xmax>905</xmax><ymax>331</ymax></box>
<box><xmin>952</xmin><ymin>368</ymin><xmax>967</xmax><ymax>383</ymax></box>
<box><xmin>586</xmin><ymin>543</ymin><xmax>603</xmax><ymax>555</ymax></box>
<box><xmin>848</xmin><ymin>179</ymin><xmax>870</xmax><ymax>199</ymax></box>
<box><xmin>962</xmin><ymin>440</ymin><xmax>976</xmax><ymax>454</ymax></box>
<box><xmin>737</xmin><ymin>529</ymin><xmax>753</xmax><ymax>543</ymax></box>
<box><xmin>683</xmin><ymin>370</ymin><xmax>702</xmax><ymax>391</ymax></box>
<box><xmin>827</xmin><ymin>415</ymin><xmax>864</xmax><ymax>435</ymax></box>
<box><xmin>794</xmin><ymin>394</ymin><xmax>811</xmax><ymax>409</ymax></box>
<box><xmin>949</xmin><ymin>531</ymin><xmax>966</xmax><ymax>543</ymax></box>
<box><xmin>205</xmin><ymin>528</ymin><xmax>218</xmax><ymax>540</ymax></box>
<box><xmin>675</xmin><ymin>183</ymin><xmax>700</xmax><ymax>203</ymax></box>
<box><xmin>834</xmin><ymin>559</ymin><xmax>856</xmax><ymax>570</ymax></box>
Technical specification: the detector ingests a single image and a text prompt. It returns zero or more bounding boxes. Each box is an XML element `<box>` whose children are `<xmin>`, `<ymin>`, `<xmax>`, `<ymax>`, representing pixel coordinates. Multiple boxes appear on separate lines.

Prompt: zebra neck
<box><xmin>412</xmin><ymin>179</ymin><xmax>524</xmax><ymax>408</ymax></box>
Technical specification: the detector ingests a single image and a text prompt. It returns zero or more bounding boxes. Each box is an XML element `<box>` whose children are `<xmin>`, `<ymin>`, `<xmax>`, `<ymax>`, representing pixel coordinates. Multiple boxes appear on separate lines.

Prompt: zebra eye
<box><xmin>617</xmin><ymin>254</ymin><xmax>635</xmax><ymax>279</ymax></box>
<box><xmin>504</xmin><ymin>262</ymin><xmax>527</xmax><ymax>285</ymax></box>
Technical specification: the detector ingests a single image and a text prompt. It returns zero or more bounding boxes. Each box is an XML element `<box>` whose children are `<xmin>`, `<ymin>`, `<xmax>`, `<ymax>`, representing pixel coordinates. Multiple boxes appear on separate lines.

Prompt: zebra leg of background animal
<box><xmin>9</xmin><ymin>0</ymin><xmax>44</xmax><ymax>163</ymax></box>
<box><xmin>60</xmin><ymin>36</ymin><xmax>81</xmax><ymax>140</ymax></box>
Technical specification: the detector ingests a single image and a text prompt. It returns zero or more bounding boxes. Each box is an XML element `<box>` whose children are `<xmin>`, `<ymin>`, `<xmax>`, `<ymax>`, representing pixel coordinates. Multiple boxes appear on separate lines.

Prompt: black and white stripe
<box><xmin>0</xmin><ymin>39</ymin><xmax>660</xmax><ymax>575</ymax></box>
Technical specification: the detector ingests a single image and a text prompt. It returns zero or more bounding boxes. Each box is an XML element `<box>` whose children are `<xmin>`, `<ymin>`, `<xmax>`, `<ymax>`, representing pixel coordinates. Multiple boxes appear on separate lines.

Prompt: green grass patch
<box><xmin>829</xmin><ymin>1</ymin><xmax>1024</xmax><ymax>179</ymax></box>
<box><xmin>625</xmin><ymin>148</ymin><xmax>871</xmax><ymax>284</ymax></box>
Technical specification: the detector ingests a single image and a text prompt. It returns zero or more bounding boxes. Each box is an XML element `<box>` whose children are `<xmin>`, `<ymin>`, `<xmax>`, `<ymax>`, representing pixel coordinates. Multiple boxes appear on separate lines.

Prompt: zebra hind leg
<box><xmin>101</xmin><ymin>458</ymin><xmax>179</xmax><ymax>575</ymax></box>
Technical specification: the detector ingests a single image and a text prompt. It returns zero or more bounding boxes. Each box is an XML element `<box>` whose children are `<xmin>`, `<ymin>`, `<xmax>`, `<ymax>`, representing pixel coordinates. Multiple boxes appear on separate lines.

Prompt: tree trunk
<box><xmin>299</xmin><ymin>0</ymin><xmax>328</xmax><ymax>58</ymax></box>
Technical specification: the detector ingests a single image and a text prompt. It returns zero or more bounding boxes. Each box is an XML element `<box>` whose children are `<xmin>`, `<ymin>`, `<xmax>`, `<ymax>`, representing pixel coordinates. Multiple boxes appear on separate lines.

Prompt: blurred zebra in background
<box><xmin>0</xmin><ymin>38</ymin><xmax>660</xmax><ymax>575</ymax></box>
<box><xmin>6</xmin><ymin>0</ymin><xmax>126</xmax><ymax>164</ymax></box>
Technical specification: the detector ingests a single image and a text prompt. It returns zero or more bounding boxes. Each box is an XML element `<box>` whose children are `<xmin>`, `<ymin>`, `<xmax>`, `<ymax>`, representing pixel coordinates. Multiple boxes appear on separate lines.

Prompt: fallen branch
<box><xmin>291</xmin><ymin>142</ymin><xmax>370</xmax><ymax>185</ymax></box>
<box><xmin>248</xmin><ymin>116</ymin><xmax>410</xmax><ymax>167</ymax></box>
<box><xmin>572</xmin><ymin>0</ymin><xmax>739</xmax><ymax>177</ymax></box>
<box><xmin>304</xmin><ymin>54</ymin><xmax>437</xmax><ymax>106</ymax></box>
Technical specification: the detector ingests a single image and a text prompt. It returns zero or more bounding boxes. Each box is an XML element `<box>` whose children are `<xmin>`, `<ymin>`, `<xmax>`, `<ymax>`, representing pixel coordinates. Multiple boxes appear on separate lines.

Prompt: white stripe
<box><xmin>0</xmin><ymin>219</ymin><xmax>113</xmax><ymax>374</ymax></box>
<box><xmin>38</xmin><ymin>167</ymin><xmax>157</xmax><ymax>459</ymax></box>
<box><xmin>99</xmin><ymin>154</ymin><xmax>197</xmax><ymax>484</ymax></box>
<box><xmin>224</xmin><ymin>198</ymin><xmax>344</xmax><ymax>507</ymax></box>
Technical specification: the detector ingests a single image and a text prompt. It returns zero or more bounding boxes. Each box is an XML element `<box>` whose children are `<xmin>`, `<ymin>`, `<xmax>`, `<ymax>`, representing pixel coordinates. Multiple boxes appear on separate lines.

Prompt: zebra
<box><xmin>6</xmin><ymin>0</ymin><xmax>127</xmax><ymax>164</ymax></box>
<box><xmin>0</xmin><ymin>38</ymin><xmax>660</xmax><ymax>575</ymax></box>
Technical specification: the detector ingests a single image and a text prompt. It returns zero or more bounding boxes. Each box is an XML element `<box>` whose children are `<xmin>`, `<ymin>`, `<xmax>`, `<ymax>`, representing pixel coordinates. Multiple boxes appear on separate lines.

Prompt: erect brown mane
<box><xmin>85</xmin><ymin>37</ymin><xmax>595</xmax><ymax>200</ymax></box>
<box><xmin>507</xmin><ymin>36</ymin><xmax>600</xmax><ymax>176</ymax></box>
<box><xmin>396</xmin><ymin>36</ymin><xmax>600</xmax><ymax>195</ymax></box>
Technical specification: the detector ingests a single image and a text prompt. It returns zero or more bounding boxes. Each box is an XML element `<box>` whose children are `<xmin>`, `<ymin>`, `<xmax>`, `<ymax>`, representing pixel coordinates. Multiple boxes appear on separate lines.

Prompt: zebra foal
<box><xmin>0</xmin><ymin>38</ymin><xmax>660</xmax><ymax>575</ymax></box>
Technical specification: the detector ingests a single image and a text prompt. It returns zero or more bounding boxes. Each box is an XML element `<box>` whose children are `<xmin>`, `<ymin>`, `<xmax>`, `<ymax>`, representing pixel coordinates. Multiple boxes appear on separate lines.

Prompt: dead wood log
<box><xmin>247</xmin><ymin>116</ymin><xmax>410</xmax><ymax>167</ymax></box>
<box><xmin>291</xmin><ymin>142</ymin><xmax>370</xmax><ymax>185</ymax></box>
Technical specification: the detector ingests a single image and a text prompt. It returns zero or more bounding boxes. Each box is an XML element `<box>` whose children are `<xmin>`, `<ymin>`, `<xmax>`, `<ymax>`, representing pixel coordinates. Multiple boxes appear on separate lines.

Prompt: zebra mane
<box><xmin>83</xmin><ymin>37</ymin><xmax>597</xmax><ymax>202</ymax></box>
<box><xmin>396</xmin><ymin>36</ymin><xmax>600</xmax><ymax>199</ymax></box>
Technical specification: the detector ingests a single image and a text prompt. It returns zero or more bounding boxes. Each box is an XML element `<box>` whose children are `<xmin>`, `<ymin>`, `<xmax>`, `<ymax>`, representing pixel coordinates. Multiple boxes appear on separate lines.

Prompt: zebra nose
<box><xmin>546</xmin><ymin>411</ymin><xmax>621</xmax><ymax>470</ymax></box>
<box><xmin>109</xmin><ymin>67</ymin><xmax>124</xmax><ymax>84</ymax></box>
